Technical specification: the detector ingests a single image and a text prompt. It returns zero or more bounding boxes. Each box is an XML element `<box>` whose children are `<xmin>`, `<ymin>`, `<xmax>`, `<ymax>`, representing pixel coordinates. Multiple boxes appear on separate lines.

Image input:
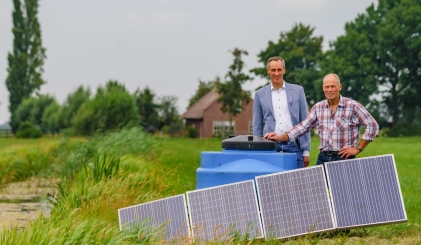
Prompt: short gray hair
<box><xmin>267</xmin><ymin>56</ymin><xmax>286</xmax><ymax>69</ymax></box>
<box><xmin>323</xmin><ymin>73</ymin><xmax>341</xmax><ymax>84</ymax></box>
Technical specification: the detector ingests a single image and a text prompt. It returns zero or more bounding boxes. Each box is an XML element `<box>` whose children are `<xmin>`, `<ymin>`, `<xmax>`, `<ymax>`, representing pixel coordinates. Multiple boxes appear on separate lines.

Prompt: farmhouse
<box><xmin>180</xmin><ymin>89</ymin><xmax>253</xmax><ymax>138</ymax></box>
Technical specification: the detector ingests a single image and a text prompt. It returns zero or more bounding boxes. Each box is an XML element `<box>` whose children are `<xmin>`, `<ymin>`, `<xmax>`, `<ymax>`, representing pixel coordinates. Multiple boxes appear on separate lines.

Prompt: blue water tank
<box><xmin>196</xmin><ymin>135</ymin><xmax>296</xmax><ymax>189</ymax></box>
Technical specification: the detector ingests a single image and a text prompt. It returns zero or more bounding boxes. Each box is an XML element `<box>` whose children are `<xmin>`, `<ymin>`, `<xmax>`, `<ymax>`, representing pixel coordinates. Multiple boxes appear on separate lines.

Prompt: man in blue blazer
<box><xmin>253</xmin><ymin>56</ymin><xmax>310</xmax><ymax>168</ymax></box>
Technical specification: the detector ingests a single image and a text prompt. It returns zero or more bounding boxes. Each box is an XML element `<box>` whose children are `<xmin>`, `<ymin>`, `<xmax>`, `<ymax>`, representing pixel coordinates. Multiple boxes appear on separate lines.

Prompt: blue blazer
<box><xmin>253</xmin><ymin>82</ymin><xmax>310</xmax><ymax>152</ymax></box>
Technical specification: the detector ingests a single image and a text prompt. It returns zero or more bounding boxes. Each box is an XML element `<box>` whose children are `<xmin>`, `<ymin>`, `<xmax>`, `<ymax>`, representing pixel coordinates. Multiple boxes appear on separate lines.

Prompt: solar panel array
<box><xmin>325</xmin><ymin>154</ymin><xmax>407</xmax><ymax>229</ymax></box>
<box><xmin>255</xmin><ymin>165</ymin><xmax>335</xmax><ymax>239</ymax></box>
<box><xmin>118</xmin><ymin>194</ymin><xmax>190</xmax><ymax>241</ymax></box>
<box><xmin>186</xmin><ymin>180</ymin><xmax>263</xmax><ymax>242</ymax></box>
<box><xmin>117</xmin><ymin>154</ymin><xmax>407</xmax><ymax>242</ymax></box>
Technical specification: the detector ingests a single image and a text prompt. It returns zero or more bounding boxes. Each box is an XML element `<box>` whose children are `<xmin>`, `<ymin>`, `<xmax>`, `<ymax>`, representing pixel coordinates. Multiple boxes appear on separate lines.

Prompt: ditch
<box><xmin>0</xmin><ymin>178</ymin><xmax>56</xmax><ymax>231</ymax></box>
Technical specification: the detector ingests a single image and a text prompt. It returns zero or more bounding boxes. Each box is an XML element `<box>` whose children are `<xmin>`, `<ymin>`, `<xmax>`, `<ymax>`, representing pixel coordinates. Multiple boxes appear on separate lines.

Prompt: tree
<box><xmin>134</xmin><ymin>87</ymin><xmax>159</xmax><ymax>129</ymax></box>
<box><xmin>187</xmin><ymin>77</ymin><xmax>219</xmax><ymax>108</ymax></box>
<box><xmin>157</xmin><ymin>95</ymin><xmax>179</xmax><ymax>129</ymax></box>
<box><xmin>375</xmin><ymin>0</ymin><xmax>421</xmax><ymax>127</ymax></box>
<box><xmin>13</xmin><ymin>94</ymin><xmax>55</xmax><ymax>131</ymax></box>
<box><xmin>5</xmin><ymin>0</ymin><xmax>46</xmax><ymax>133</ymax></box>
<box><xmin>216</xmin><ymin>48</ymin><xmax>252</xmax><ymax>133</ymax></box>
<box><xmin>72</xmin><ymin>80</ymin><xmax>139</xmax><ymax>135</ymax></box>
<box><xmin>62</xmin><ymin>86</ymin><xmax>91</xmax><ymax>129</ymax></box>
<box><xmin>251</xmin><ymin>23</ymin><xmax>324</xmax><ymax>105</ymax></box>
<box><xmin>41</xmin><ymin>101</ymin><xmax>63</xmax><ymax>134</ymax></box>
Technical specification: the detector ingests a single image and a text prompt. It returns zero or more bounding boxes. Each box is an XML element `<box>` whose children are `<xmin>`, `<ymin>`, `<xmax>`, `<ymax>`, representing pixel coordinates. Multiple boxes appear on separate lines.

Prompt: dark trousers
<box><xmin>276</xmin><ymin>141</ymin><xmax>304</xmax><ymax>168</ymax></box>
<box><xmin>316</xmin><ymin>152</ymin><xmax>355</xmax><ymax>165</ymax></box>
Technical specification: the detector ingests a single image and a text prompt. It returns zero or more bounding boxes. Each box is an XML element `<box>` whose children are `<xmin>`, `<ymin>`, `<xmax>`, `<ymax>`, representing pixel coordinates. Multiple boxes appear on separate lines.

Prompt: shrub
<box><xmin>381</xmin><ymin>124</ymin><xmax>421</xmax><ymax>137</ymax></box>
<box><xmin>12</xmin><ymin>95</ymin><xmax>56</xmax><ymax>133</ymax></box>
<box><xmin>187</xmin><ymin>126</ymin><xmax>197</xmax><ymax>138</ymax></box>
<box><xmin>15</xmin><ymin>121</ymin><xmax>43</xmax><ymax>138</ymax></box>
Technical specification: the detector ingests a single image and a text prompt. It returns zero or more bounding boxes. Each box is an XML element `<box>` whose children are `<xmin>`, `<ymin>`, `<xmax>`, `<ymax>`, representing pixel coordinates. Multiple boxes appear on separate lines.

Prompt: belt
<box><xmin>321</xmin><ymin>151</ymin><xmax>339</xmax><ymax>155</ymax></box>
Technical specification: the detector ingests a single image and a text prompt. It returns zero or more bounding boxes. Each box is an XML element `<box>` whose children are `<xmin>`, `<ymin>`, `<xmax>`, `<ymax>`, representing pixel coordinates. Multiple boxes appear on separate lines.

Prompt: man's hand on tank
<box><xmin>264</xmin><ymin>132</ymin><xmax>289</xmax><ymax>142</ymax></box>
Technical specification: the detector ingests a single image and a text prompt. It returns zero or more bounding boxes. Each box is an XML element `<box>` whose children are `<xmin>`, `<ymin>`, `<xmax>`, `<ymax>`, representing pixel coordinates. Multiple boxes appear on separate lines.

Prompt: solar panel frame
<box><xmin>255</xmin><ymin>165</ymin><xmax>336</xmax><ymax>239</ymax></box>
<box><xmin>186</xmin><ymin>180</ymin><xmax>263</xmax><ymax>242</ymax></box>
<box><xmin>118</xmin><ymin>194</ymin><xmax>190</xmax><ymax>241</ymax></box>
<box><xmin>325</xmin><ymin>154</ymin><xmax>407</xmax><ymax>229</ymax></box>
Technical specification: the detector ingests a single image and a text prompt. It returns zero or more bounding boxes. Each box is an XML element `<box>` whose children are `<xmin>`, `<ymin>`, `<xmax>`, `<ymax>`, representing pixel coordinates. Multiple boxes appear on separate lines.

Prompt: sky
<box><xmin>0</xmin><ymin>0</ymin><xmax>376</xmax><ymax>124</ymax></box>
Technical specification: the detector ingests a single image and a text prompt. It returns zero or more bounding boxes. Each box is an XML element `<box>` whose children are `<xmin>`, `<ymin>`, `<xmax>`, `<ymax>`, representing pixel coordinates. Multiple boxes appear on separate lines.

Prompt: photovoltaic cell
<box><xmin>186</xmin><ymin>180</ymin><xmax>263</xmax><ymax>242</ymax></box>
<box><xmin>118</xmin><ymin>194</ymin><xmax>190</xmax><ymax>241</ymax></box>
<box><xmin>325</xmin><ymin>154</ymin><xmax>407</xmax><ymax>229</ymax></box>
<box><xmin>255</xmin><ymin>165</ymin><xmax>335</xmax><ymax>239</ymax></box>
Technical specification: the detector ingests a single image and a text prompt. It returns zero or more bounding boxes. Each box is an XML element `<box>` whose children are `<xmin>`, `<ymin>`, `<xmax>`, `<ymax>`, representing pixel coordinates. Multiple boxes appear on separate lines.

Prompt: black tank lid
<box><xmin>221</xmin><ymin>135</ymin><xmax>276</xmax><ymax>150</ymax></box>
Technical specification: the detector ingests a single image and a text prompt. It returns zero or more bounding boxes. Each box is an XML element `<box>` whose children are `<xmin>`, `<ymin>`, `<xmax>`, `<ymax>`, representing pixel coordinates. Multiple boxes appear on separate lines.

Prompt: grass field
<box><xmin>0</xmin><ymin>132</ymin><xmax>420</xmax><ymax>244</ymax></box>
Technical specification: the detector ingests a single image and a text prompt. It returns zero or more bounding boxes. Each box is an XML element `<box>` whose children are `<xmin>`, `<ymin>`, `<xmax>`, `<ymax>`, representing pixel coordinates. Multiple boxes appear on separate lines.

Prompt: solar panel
<box><xmin>325</xmin><ymin>154</ymin><xmax>407</xmax><ymax>229</ymax></box>
<box><xmin>118</xmin><ymin>194</ymin><xmax>190</xmax><ymax>241</ymax></box>
<box><xmin>255</xmin><ymin>165</ymin><xmax>335</xmax><ymax>239</ymax></box>
<box><xmin>186</xmin><ymin>180</ymin><xmax>263</xmax><ymax>242</ymax></box>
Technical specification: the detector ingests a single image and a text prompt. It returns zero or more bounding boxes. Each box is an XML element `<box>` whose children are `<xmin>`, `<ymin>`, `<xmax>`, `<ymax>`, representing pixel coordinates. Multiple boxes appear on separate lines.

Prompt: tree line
<box><xmin>10</xmin><ymin>82</ymin><xmax>180</xmax><ymax>136</ymax></box>
<box><xmin>5</xmin><ymin>0</ymin><xmax>421</xmax><ymax>137</ymax></box>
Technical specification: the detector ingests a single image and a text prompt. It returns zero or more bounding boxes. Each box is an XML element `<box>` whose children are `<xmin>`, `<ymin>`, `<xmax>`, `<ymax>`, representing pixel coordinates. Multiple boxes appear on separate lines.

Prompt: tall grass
<box><xmin>83</xmin><ymin>151</ymin><xmax>121</xmax><ymax>183</ymax></box>
<box><xmin>0</xmin><ymin>132</ymin><xmax>420</xmax><ymax>244</ymax></box>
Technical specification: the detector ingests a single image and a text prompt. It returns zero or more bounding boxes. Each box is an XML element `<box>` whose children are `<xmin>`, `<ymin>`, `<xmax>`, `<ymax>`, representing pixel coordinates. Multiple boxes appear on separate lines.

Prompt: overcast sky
<box><xmin>0</xmin><ymin>0</ymin><xmax>376</xmax><ymax>124</ymax></box>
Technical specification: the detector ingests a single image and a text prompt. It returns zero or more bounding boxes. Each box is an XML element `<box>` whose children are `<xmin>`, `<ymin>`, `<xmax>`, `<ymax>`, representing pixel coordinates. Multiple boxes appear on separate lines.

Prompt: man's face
<box><xmin>267</xmin><ymin>60</ymin><xmax>285</xmax><ymax>85</ymax></box>
<box><xmin>323</xmin><ymin>75</ymin><xmax>342</xmax><ymax>101</ymax></box>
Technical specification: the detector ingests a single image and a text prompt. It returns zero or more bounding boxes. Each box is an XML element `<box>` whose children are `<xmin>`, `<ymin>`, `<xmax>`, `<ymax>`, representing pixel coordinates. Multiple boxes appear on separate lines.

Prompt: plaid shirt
<box><xmin>287</xmin><ymin>96</ymin><xmax>379</xmax><ymax>151</ymax></box>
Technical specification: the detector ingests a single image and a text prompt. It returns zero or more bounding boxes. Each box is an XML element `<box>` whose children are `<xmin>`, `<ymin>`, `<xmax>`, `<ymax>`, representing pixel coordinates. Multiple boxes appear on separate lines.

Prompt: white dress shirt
<box><xmin>271</xmin><ymin>82</ymin><xmax>309</xmax><ymax>157</ymax></box>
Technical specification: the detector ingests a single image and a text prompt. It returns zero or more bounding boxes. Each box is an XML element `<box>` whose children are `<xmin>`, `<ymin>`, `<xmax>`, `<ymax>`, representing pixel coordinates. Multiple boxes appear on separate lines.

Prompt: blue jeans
<box><xmin>276</xmin><ymin>142</ymin><xmax>304</xmax><ymax>168</ymax></box>
<box><xmin>316</xmin><ymin>152</ymin><xmax>355</xmax><ymax>165</ymax></box>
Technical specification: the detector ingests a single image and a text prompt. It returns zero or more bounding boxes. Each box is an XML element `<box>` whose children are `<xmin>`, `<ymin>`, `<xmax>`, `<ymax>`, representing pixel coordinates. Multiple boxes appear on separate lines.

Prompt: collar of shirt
<box><xmin>322</xmin><ymin>95</ymin><xmax>345</xmax><ymax>109</ymax></box>
<box><xmin>270</xmin><ymin>81</ymin><xmax>286</xmax><ymax>91</ymax></box>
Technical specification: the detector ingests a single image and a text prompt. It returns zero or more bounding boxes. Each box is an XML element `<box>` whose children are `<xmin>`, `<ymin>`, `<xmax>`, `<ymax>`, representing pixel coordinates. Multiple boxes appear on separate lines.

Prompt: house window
<box><xmin>213</xmin><ymin>121</ymin><xmax>235</xmax><ymax>136</ymax></box>
<box><xmin>248</xmin><ymin>121</ymin><xmax>253</xmax><ymax>134</ymax></box>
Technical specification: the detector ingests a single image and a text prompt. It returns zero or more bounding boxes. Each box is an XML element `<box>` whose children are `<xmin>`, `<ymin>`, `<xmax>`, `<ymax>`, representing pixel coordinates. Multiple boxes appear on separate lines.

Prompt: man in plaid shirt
<box><xmin>264</xmin><ymin>73</ymin><xmax>379</xmax><ymax>165</ymax></box>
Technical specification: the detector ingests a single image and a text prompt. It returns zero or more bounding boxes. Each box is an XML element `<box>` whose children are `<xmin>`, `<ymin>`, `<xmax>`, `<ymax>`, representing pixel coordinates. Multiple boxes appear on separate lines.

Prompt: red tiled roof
<box><xmin>180</xmin><ymin>88</ymin><xmax>219</xmax><ymax>119</ymax></box>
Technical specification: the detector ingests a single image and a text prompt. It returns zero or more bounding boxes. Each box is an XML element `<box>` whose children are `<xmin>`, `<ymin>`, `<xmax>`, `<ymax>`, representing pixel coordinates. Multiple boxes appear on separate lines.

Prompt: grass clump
<box><xmin>84</xmin><ymin>151</ymin><xmax>121</xmax><ymax>183</ymax></box>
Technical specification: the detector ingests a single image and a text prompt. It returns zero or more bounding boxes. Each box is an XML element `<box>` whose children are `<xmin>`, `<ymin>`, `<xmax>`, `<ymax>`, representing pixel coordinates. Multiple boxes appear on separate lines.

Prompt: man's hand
<box><xmin>264</xmin><ymin>132</ymin><xmax>289</xmax><ymax>142</ymax></box>
<box><xmin>263</xmin><ymin>132</ymin><xmax>278</xmax><ymax>141</ymax></box>
<box><xmin>303</xmin><ymin>156</ymin><xmax>310</xmax><ymax>167</ymax></box>
<box><xmin>339</xmin><ymin>146</ymin><xmax>361</xmax><ymax>159</ymax></box>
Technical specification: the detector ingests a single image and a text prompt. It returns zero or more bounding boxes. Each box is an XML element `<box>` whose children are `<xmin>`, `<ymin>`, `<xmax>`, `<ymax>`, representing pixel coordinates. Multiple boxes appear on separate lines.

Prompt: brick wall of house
<box><xmin>202</xmin><ymin>100</ymin><xmax>253</xmax><ymax>138</ymax></box>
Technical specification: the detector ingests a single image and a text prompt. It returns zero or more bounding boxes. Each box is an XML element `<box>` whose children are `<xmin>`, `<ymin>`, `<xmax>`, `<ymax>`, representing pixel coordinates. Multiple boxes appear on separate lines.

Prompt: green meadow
<box><xmin>0</xmin><ymin>129</ymin><xmax>420</xmax><ymax>244</ymax></box>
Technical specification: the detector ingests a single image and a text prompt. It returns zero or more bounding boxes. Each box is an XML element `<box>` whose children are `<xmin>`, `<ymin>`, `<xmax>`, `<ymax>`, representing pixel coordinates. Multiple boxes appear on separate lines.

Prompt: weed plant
<box><xmin>84</xmin><ymin>151</ymin><xmax>121</xmax><ymax>182</ymax></box>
